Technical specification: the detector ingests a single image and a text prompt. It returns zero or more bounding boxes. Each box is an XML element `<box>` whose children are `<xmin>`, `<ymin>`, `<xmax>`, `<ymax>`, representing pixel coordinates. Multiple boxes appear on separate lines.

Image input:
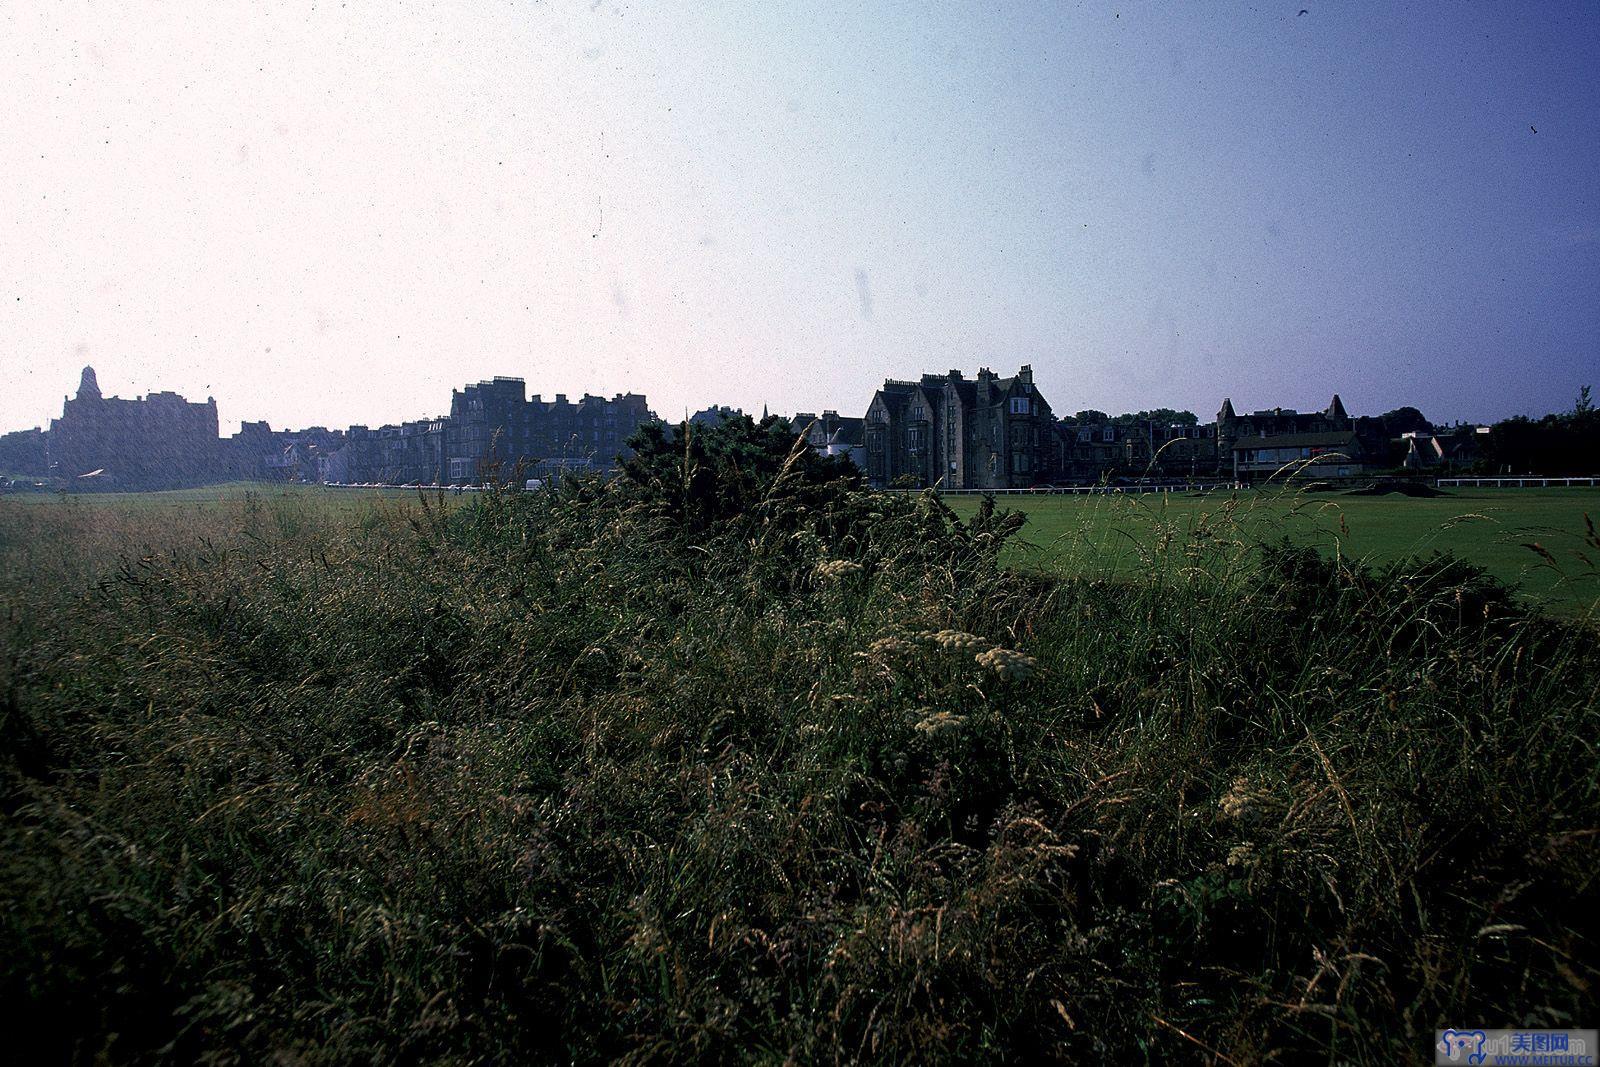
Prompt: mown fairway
<box><xmin>947</xmin><ymin>487</ymin><xmax>1600</xmax><ymax>616</ymax></box>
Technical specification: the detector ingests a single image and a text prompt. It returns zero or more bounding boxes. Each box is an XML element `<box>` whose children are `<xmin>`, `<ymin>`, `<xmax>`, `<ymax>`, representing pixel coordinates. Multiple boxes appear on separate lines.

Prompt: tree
<box><xmin>1119</xmin><ymin>408</ymin><xmax>1198</xmax><ymax>426</ymax></box>
<box><xmin>1379</xmin><ymin>407</ymin><xmax>1432</xmax><ymax>435</ymax></box>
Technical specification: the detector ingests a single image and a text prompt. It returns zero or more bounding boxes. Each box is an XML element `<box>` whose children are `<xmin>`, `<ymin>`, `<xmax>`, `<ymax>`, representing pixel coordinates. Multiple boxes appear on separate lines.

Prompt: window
<box><xmin>912</xmin><ymin>405</ymin><xmax>925</xmax><ymax>419</ymax></box>
<box><xmin>1009</xmin><ymin>397</ymin><xmax>1030</xmax><ymax>415</ymax></box>
<box><xmin>1103</xmin><ymin>426</ymin><xmax>1115</xmax><ymax>443</ymax></box>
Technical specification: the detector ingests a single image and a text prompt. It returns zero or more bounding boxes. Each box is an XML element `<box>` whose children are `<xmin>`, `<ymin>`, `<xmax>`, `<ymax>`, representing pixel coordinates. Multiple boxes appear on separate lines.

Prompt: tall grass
<box><xmin>1</xmin><ymin>478</ymin><xmax>1595</xmax><ymax>1064</ymax></box>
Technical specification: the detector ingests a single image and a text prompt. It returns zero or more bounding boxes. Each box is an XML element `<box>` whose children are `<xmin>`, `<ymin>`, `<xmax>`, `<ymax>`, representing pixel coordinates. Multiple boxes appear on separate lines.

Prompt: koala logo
<box><xmin>1438</xmin><ymin>1029</ymin><xmax>1488</xmax><ymax>1064</ymax></box>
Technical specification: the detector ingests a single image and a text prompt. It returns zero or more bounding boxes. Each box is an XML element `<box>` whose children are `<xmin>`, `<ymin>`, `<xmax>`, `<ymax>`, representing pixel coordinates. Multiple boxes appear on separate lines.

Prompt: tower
<box><xmin>1216</xmin><ymin>398</ymin><xmax>1237</xmax><ymax>477</ymax></box>
<box><xmin>77</xmin><ymin>365</ymin><xmax>101</xmax><ymax>401</ymax></box>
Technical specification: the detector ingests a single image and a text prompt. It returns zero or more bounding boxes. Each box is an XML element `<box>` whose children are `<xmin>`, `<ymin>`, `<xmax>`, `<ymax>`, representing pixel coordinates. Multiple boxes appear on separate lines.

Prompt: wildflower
<box><xmin>914</xmin><ymin>710</ymin><xmax>966</xmax><ymax>734</ymax></box>
<box><xmin>975</xmin><ymin>646</ymin><xmax>1037</xmax><ymax>681</ymax></box>
<box><xmin>929</xmin><ymin>629</ymin><xmax>987</xmax><ymax>654</ymax></box>
<box><xmin>867</xmin><ymin>635</ymin><xmax>915</xmax><ymax>658</ymax></box>
<box><xmin>814</xmin><ymin>559</ymin><xmax>863</xmax><ymax>581</ymax></box>
<box><xmin>1226</xmin><ymin>842</ymin><xmax>1257</xmax><ymax>869</ymax></box>
<box><xmin>1218</xmin><ymin>777</ymin><xmax>1257</xmax><ymax>821</ymax></box>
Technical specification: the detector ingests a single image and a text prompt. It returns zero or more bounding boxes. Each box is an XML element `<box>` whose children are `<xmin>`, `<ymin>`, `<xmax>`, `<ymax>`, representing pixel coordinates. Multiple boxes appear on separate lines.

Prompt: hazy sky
<box><xmin>3</xmin><ymin>1</ymin><xmax>1597</xmax><ymax>434</ymax></box>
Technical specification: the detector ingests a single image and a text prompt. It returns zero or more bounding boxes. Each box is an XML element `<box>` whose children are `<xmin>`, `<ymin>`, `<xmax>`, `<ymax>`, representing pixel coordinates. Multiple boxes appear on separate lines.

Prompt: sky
<box><xmin>2</xmin><ymin>1</ymin><xmax>1597</xmax><ymax>435</ymax></box>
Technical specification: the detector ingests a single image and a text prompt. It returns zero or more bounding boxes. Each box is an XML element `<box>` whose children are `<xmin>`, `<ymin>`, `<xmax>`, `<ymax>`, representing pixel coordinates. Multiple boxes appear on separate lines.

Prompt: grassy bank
<box><xmin>1</xmin><ymin>471</ymin><xmax>1597</xmax><ymax>1063</ymax></box>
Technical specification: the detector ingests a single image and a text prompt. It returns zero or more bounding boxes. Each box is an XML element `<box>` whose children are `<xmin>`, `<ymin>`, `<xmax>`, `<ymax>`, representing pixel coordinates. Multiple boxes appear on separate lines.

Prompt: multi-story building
<box><xmin>0</xmin><ymin>427</ymin><xmax>48</xmax><ymax>478</ymax></box>
<box><xmin>1119</xmin><ymin>421</ymin><xmax>1219</xmax><ymax>479</ymax></box>
<box><xmin>46</xmin><ymin>366</ymin><xmax>222</xmax><ymax>489</ymax></box>
<box><xmin>323</xmin><ymin>420</ymin><xmax>443</xmax><ymax>484</ymax></box>
<box><xmin>863</xmin><ymin>366</ymin><xmax>1051</xmax><ymax>489</ymax></box>
<box><xmin>441</xmin><ymin>377</ymin><xmax>653</xmax><ymax>484</ymax></box>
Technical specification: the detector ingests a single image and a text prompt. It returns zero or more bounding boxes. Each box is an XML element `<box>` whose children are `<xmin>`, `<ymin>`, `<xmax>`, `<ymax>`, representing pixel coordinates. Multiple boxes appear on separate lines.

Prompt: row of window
<box><xmin>1242</xmin><ymin>446</ymin><xmax>1345</xmax><ymax>464</ymax></box>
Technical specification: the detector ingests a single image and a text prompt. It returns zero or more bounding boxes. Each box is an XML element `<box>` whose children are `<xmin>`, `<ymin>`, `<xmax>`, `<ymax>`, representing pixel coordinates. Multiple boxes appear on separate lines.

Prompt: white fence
<box><xmin>889</xmin><ymin>482</ymin><xmax>1241</xmax><ymax>496</ymax></box>
<box><xmin>1436</xmin><ymin>476</ymin><xmax>1599</xmax><ymax>488</ymax></box>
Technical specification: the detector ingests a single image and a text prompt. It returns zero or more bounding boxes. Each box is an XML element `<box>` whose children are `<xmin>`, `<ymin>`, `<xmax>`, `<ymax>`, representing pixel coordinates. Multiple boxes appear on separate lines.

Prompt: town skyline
<box><xmin>1</xmin><ymin>353</ymin><xmax>1590</xmax><ymax>442</ymax></box>
<box><xmin>4</xmin><ymin>2</ymin><xmax>1597</xmax><ymax>436</ymax></box>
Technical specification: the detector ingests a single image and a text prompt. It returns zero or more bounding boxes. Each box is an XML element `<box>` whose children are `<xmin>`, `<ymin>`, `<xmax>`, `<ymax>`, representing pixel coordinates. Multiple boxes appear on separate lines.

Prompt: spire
<box><xmin>1218</xmin><ymin>397</ymin><xmax>1235</xmax><ymax>420</ymax></box>
<box><xmin>1326</xmin><ymin>393</ymin><xmax>1347</xmax><ymax>421</ymax></box>
<box><xmin>77</xmin><ymin>365</ymin><xmax>101</xmax><ymax>401</ymax></box>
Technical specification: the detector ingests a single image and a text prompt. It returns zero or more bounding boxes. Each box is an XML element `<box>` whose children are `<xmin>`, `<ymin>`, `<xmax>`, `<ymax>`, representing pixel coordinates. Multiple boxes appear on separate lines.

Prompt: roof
<box><xmin>1232</xmin><ymin>430</ymin><xmax>1361</xmax><ymax>452</ymax></box>
<box><xmin>828</xmin><ymin>420</ymin><xmax>865</xmax><ymax>447</ymax></box>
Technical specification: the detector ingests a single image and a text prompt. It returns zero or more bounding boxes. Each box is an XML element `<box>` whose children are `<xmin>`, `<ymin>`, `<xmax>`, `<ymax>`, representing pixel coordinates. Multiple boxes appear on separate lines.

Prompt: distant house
<box><xmin>324</xmin><ymin>420</ymin><xmax>442</xmax><ymax>485</ymax></box>
<box><xmin>1049</xmin><ymin>418</ymin><xmax>1217</xmax><ymax>484</ymax></box>
<box><xmin>863</xmin><ymin>366</ymin><xmax>1052</xmax><ymax>489</ymax></box>
<box><xmin>1216</xmin><ymin>394</ymin><xmax>1382</xmax><ymax>481</ymax></box>
<box><xmin>689</xmin><ymin>405</ymin><xmax>744</xmax><ymax>428</ymax></box>
<box><xmin>0</xmin><ymin>427</ymin><xmax>48</xmax><ymax>477</ymax></box>
<box><xmin>1400</xmin><ymin>427</ymin><xmax>1489</xmax><ymax>471</ymax></box>
<box><xmin>792</xmin><ymin>410</ymin><xmax>866</xmax><ymax>469</ymax></box>
<box><xmin>1231</xmin><ymin>429</ymin><xmax>1375</xmax><ymax>480</ymax></box>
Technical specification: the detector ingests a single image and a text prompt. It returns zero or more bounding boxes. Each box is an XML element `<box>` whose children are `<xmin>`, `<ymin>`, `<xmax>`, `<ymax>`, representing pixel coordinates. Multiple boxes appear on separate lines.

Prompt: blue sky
<box><xmin>2</xmin><ymin>1</ymin><xmax>1595</xmax><ymax>433</ymax></box>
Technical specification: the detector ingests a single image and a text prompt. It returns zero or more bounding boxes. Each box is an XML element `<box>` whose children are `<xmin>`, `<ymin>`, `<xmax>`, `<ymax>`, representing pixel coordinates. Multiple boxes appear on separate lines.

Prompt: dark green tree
<box><xmin>1379</xmin><ymin>406</ymin><xmax>1432</xmax><ymax>435</ymax></box>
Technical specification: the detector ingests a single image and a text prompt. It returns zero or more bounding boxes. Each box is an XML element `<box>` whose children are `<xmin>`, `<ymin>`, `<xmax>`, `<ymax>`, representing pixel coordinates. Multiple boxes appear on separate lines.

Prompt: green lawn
<box><xmin>946</xmin><ymin>486</ymin><xmax>1600</xmax><ymax>615</ymax></box>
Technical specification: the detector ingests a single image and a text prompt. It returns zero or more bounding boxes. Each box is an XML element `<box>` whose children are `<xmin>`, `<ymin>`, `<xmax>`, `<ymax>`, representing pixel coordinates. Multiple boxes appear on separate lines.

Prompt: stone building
<box><xmin>46</xmin><ymin>366</ymin><xmax>222</xmax><ymax>489</ymax></box>
<box><xmin>1118</xmin><ymin>421</ymin><xmax>1219</xmax><ymax>480</ymax></box>
<box><xmin>1049</xmin><ymin>419</ymin><xmax>1134</xmax><ymax>484</ymax></box>
<box><xmin>0</xmin><ymin>427</ymin><xmax>48</xmax><ymax>478</ymax></box>
<box><xmin>863</xmin><ymin>366</ymin><xmax>1051</xmax><ymax>489</ymax></box>
<box><xmin>225</xmin><ymin>421</ymin><xmax>349</xmax><ymax>483</ymax></box>
<box><xmin>441</xmin><ymin>377</ymin><xmax>653</xmax><ymax>484</ymax></box>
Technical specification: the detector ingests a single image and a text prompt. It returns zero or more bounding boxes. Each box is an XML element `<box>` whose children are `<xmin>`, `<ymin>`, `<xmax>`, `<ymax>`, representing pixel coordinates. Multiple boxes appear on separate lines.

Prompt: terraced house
<box><xmin>863</xmin><ymin>365</ymin><xmax>1051</xmax><ymax>489</ymax></box>
<box><xmin>442</xmin><ymin>377</ymin><xmax>653</xmax><ymax>483</ymax></box>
